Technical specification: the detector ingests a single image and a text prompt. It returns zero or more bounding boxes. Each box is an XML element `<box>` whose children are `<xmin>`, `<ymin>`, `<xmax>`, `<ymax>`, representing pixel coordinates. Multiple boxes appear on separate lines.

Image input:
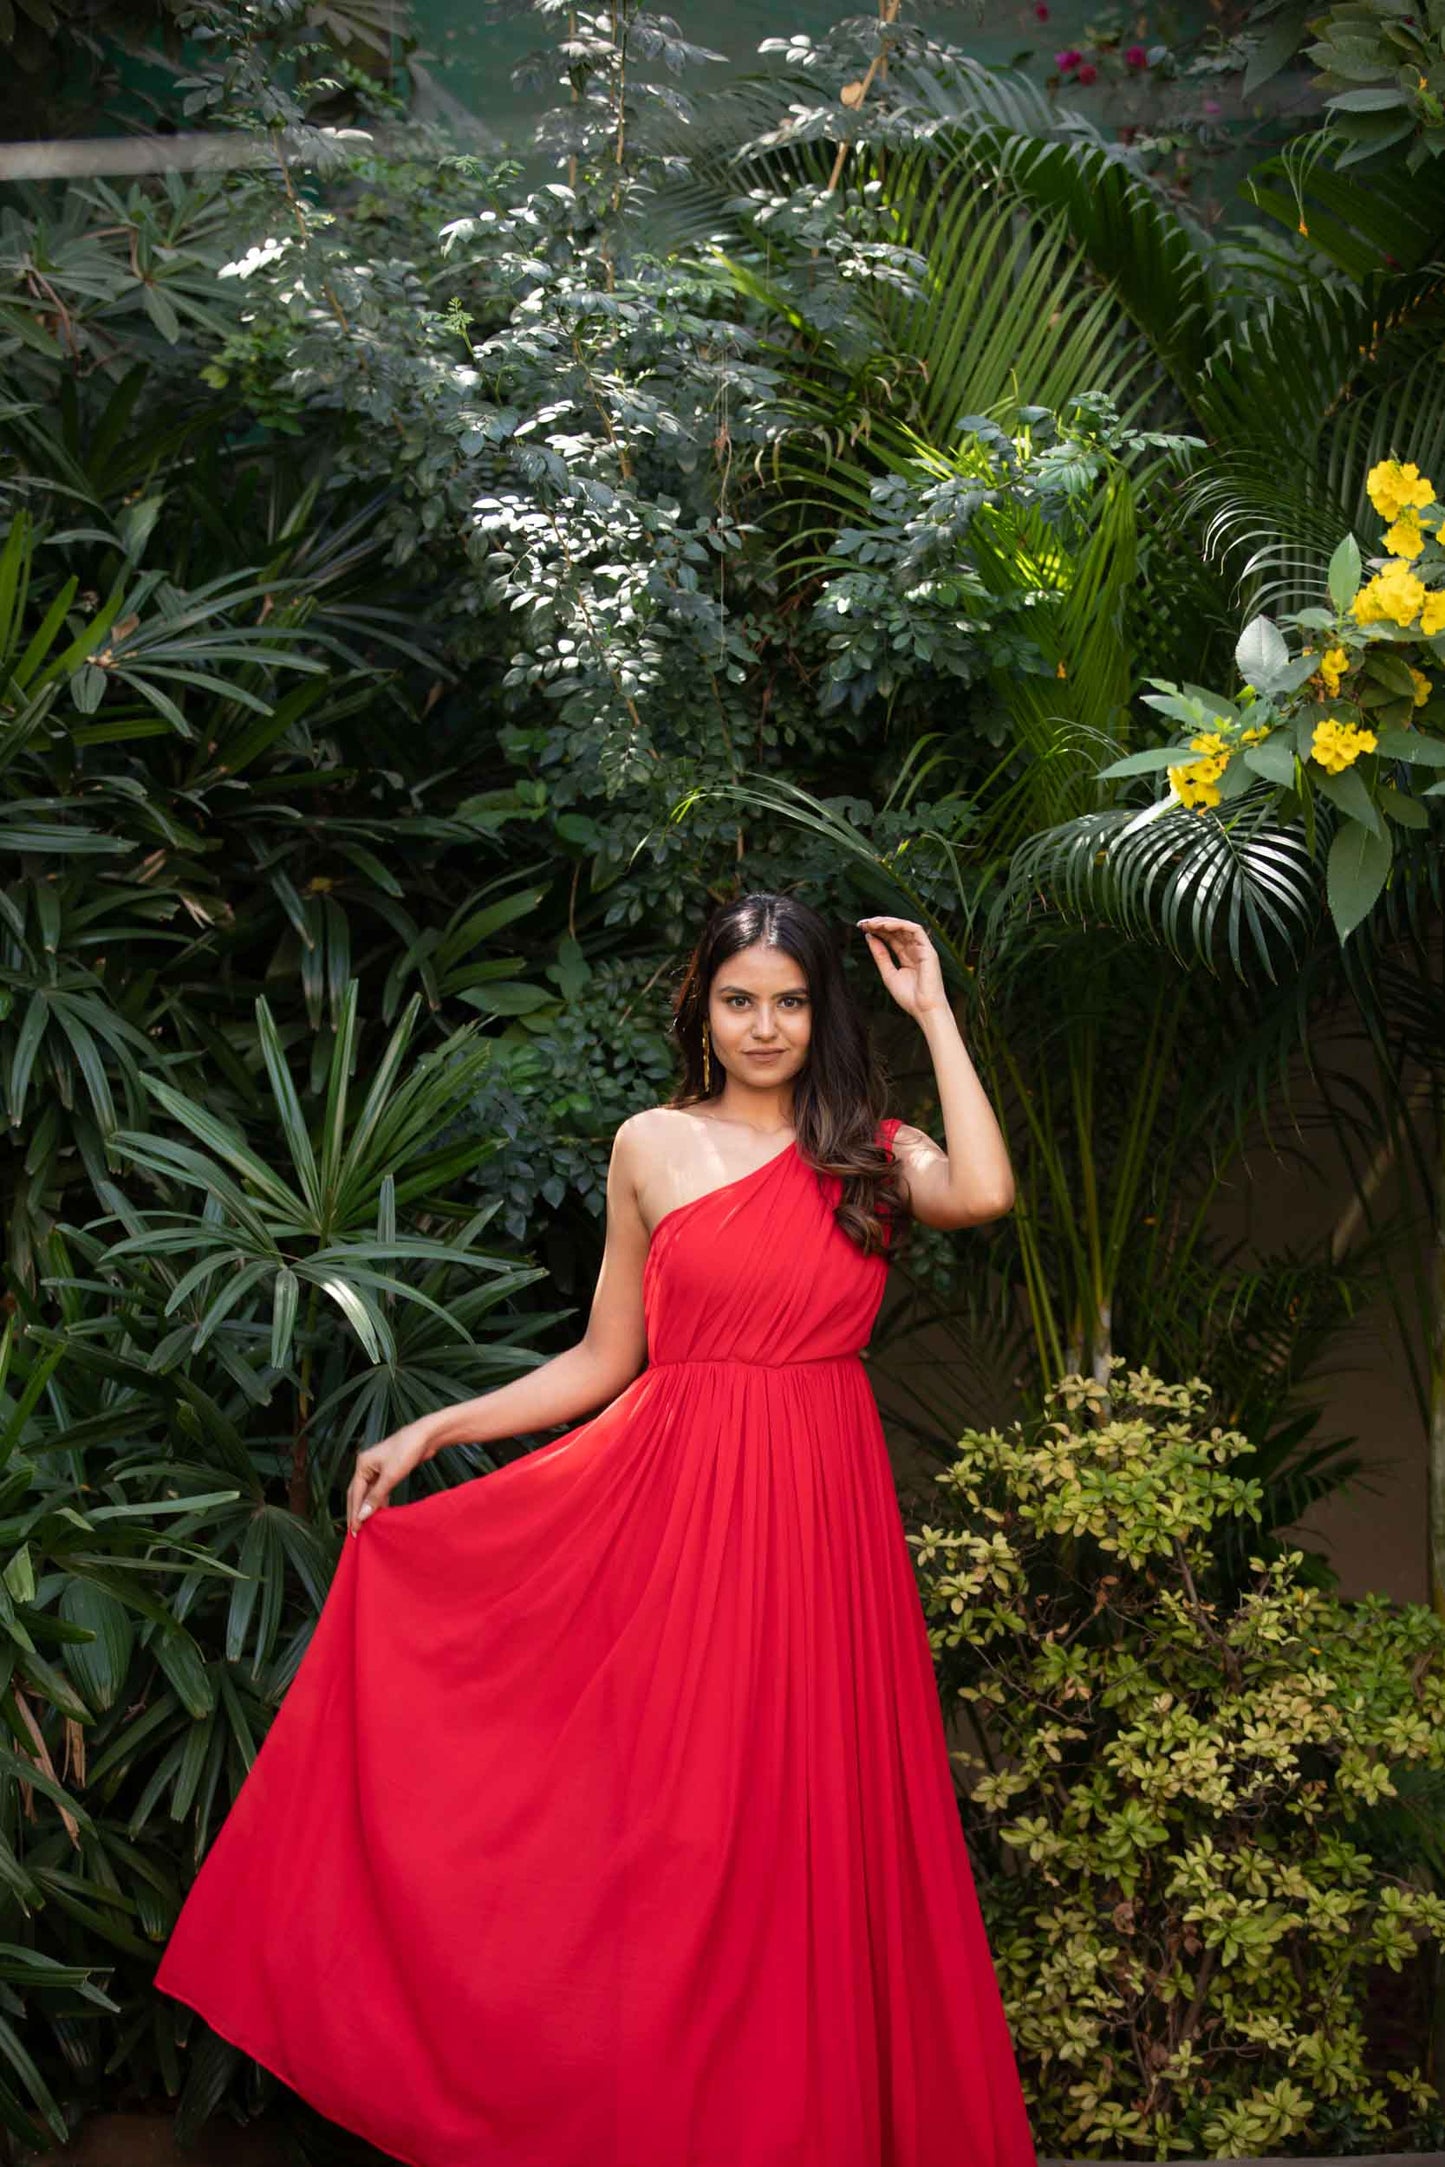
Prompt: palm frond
<box><xmin>1173</xmin><ymin>266</ymin><xmax>1445</xmax><ymax>616</ymax></box>
<box><xmin>998</xmin><ymin>786</ymin><xmax>1325</xmax><ymax>978</ymax></box>
<box><xmin>1240</xmin><ymin>140</ymin><xmax>1445</xmax><ymax>278</ymax></box>
<box><xmin>870</xmin><ymin>142</ymin><xmax>1161</xmax><ymax>453</ymax></box>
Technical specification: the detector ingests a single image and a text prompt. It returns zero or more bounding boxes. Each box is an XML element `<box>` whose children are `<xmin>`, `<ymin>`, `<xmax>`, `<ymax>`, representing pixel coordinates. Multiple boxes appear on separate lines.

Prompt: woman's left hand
<box><xmin>856</xmin><ymin>917</ymin><xmax>950</xmax><ymax>1021</ymax></box>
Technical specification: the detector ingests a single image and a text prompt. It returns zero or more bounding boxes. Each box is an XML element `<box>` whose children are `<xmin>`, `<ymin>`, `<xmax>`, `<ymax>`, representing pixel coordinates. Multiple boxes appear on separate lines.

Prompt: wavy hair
<box><xmin>666</xmin><ymin>891</ymin><xmax>910</xmax><ymax>1259</ymax></box>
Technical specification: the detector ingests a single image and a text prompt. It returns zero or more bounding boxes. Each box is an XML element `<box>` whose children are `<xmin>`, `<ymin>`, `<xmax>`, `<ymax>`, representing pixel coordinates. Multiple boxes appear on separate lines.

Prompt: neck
<box><xmin>715</xmin><ymin>1081</ymin><xmax>795</xmax><ymax>1131</ymax></box>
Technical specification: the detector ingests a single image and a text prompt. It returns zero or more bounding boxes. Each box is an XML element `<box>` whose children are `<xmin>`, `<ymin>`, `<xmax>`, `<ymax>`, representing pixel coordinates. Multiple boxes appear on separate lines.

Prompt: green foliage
<box><xmin>0</xmin><ymin>177</ymin><xmax>237</xmax><ymax>363</ymax></box>
<box><xmin>685</xmin><ymin>58</ymin><xmax>1445</xmax><ymax>967</ymax></box>
<box><xmin>808</xmin><ymin>395</ymin><xmax>1201</xmax><ymax>755</ymax></box>
<box><xmin>102</xmin><ymin>980</ymin><xmax>544</xmax><ymax>1450</ymax></box>
<box><xmin>168</xmin><ymin>111</ymin><xmax>918</xmax><ymax>955</ymax></box>
<box><xmin>0</xmin><ymin>460</ymin><xmax>541</xmax><ymax>1274</ymax></box>
<box><xmin>0</xmin><ymin>997</ymin><xmax>558</xmax><ymax>2141</ymax></box>
<box><xmin>463</xmin><ymin>949</ymin><xmax>681</xmax><ymax>1249</ymax></box>
<box><xmin>1300</xmin><ymin>0</ymin><xmax>1445</xmax><ymax>172</ymax></box>
<box><xmin>913</xmin><ymin>1363</ymin><xmax>1445</xmax><ymax>2157</ymax></box>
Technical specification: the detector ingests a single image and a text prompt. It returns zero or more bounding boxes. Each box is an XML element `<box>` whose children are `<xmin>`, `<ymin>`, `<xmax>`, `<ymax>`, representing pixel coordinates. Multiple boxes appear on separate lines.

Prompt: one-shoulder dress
<box><xmin>154</xmin><ymin>1116</ymin><xmax>1039</xmax><ymax>2167</ymax></box>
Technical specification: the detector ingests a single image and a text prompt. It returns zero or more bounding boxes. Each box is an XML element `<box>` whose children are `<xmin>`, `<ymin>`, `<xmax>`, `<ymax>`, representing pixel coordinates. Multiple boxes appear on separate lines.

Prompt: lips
<box><xmin>746</xmin><ymin>1050</ymin><xmax>784</xmax><ymax>1059</ymax></box>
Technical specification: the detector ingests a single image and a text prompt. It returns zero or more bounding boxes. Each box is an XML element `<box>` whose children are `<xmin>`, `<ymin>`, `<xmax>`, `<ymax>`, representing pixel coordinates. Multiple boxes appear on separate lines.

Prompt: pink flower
<box><xmin>1055</xmin><ymin>47</ymin><xmax>1082</xmax><ymax>68</ymax></box>
<box><xmin>1076</xmin><ymin>60</ymin><xmax>1098</xmax><ymax>83</ymax></box>
<box><xmin>1034</xmin><ymin>3</ymin><xmax>1050</xmax><ymax>19</ymax></box>
<box><xmin>1124</xmin><ymin>42</ymin><xmax>1148</xmax><ymax>67</ymax></box>
<box><xmin>1202</xmin><ymin>94</ymin><xmax>1221</xmax><ymax>114</ymax></box>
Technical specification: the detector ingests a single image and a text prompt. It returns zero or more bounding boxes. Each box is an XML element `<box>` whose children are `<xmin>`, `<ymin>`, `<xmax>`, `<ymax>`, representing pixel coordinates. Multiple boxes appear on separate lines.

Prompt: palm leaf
<box><xmin>1240</xmin><ymin>141</ymin><xmax>1445</xmax><ymax>278</ymax></box>
<box><xmin>872</xmin><ymin>145</ymin><xmax>1159</xmax><ymax>452</ymax></box>
<box><xmin>1000</xmin><ymin>787</ymin><xmax>1325</xmax><ymax>978</ymax></box>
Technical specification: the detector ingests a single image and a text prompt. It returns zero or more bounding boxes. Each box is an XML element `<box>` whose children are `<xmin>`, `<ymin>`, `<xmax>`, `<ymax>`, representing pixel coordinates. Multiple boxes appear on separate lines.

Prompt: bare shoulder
<box><xmin>611</xmin><ymin>1106</ymin><xmax>702</xmax><ymax>1184</ymax></box>
<box><xmin>610</xmin><ymin>1108</ymin><xmax>657</xmax><ymax>1181</ymax></box>
<box><xmin>614</xmin><ymin>1108</ymin><xmax>713</xmax><ymax>1237</ymax></box>
<box><xmin>616</xmin><ymin>1106</ymin><xmax>699</xmax><ymax>1157</ymax></box>
<box><xmin>600</xmin><ymin>1114</ymin><xmax>672</xmax><ymax>1247</ymax></box>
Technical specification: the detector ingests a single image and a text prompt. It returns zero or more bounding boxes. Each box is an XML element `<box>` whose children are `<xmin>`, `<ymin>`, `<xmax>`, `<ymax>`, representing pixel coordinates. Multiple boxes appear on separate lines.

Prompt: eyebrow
<box><xmin>716</xmin><ymin>983</ymin><xmax>809</xmax><ymax>996</ymax></box>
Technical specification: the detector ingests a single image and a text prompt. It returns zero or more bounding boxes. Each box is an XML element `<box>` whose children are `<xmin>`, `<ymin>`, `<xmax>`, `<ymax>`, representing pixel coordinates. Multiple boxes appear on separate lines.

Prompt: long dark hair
<box><xmin>667</xmin><ymin>892</ymin><xmax>910</xmax><ymax>1258</ymax></box>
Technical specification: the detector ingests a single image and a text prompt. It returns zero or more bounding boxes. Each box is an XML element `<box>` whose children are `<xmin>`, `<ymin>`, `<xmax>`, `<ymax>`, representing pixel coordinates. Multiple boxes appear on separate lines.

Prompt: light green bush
<box><xmin>913</xmin><ymin>1363</ymin><xmax>1445</xmax><ymax>2159</ymax></box>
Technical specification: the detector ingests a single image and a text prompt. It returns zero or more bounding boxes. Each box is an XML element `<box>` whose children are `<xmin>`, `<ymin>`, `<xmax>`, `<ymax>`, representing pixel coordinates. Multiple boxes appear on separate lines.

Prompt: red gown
<box><xmin>154</xmin><ymin>1117</ymin><xmax>1038</xmax><ymax>2167</ymax></box>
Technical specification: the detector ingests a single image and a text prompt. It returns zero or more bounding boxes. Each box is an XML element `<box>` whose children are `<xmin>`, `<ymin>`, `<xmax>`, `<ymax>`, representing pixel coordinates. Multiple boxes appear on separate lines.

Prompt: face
<box><xmin>707</xmin><ymin>941</ymin><xmax>812</xmax><ymax>1084</ymax></box>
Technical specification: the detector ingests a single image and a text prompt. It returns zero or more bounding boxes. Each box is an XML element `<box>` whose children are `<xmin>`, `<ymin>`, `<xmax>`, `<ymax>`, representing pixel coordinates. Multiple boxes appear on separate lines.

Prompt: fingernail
<box><xmin>358</xmin><ymin>1505</ymin><xmax>371</xmax><ymax>1523</ymax></box>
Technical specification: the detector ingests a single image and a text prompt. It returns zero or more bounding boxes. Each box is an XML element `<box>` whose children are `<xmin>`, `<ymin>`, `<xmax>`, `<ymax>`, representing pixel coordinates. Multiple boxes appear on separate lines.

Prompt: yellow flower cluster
<box><xmin>1353</xmin><ymin>561</ymin><xmax>1427</xmax><ymax>627</ymax></box>
<box><xmin>1384</xmin><ymin>514</ymin><xmax>1424</xmax><ymax>560</ymax></box>
<box><xmin>1153</xmin><ymin>462</ymin><xmax>1443</xmax><ymax>825</ymax></box>
<box><xmin>1352</xmin><ymin>461</ymin><xmax>1445</xmax><ymax>630</ymax></box>
<box><xmin>1367</xmin><ymin>460</ymin><xmax>1435</xmax><ymax>524</ymax></box>
<box><xmin>1167</xmin><ymin>722</ymin><xmax>1271</xmax><ymax>813</ymax></box>
<box><xmin>1311</xmin><ymin>717</ymin><xmax>1377</xmax><ymax>774</ymax></box>
<box><xmin>1168</xmin><ymin>730</ymin><xmax>1229</xmax><ymax>811</ymax></box>
<box><xmin>1319</xmin><ymin>646</ymin><xmax>1349</xmax><ymax>695</ymax></box>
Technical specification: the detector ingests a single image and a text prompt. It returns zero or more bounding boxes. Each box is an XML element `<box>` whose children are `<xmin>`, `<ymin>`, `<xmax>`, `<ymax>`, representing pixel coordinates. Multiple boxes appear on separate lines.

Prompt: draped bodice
<box><xmin>642</xmin><ymin>1118</ymin><xmax>900</xmax><ymax>1370</ymax></box>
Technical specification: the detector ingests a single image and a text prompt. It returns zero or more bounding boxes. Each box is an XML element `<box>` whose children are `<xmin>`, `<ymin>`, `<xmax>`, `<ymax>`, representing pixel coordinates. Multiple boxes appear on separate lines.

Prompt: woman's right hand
<box><xmin>346</xmin><ymin>1418</ymin><xmax>438</xmax><ymax>1537</ymax></box>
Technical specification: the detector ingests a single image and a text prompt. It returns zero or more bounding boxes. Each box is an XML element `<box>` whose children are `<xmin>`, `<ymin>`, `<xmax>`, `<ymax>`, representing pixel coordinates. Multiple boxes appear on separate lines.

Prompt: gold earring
<box><xmin>701</xmin><ymin>1021</ymin><xmax>713</xmax><ymax>1092</ymax></box>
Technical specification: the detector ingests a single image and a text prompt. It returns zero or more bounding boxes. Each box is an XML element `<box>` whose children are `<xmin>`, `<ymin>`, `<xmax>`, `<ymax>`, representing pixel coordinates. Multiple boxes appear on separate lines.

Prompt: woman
<box><xmin>154</xmin><ymin>893</ymin><xmax>1037</xmax><ymax>2167</ymax></box>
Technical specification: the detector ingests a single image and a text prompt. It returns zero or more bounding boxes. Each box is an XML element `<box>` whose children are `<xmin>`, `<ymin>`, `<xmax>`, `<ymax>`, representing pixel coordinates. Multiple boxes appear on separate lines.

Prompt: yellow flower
<box><xmin>1367</xmin><ymin>459</ymin><xmax>1435</xmax><ymax>524</ymax></box>
<box><xmin>1383</xmin><ymin>514</ymin><xmax>1425</xmax><ymax>560</ymax></box>
<box><xmin>1352</xmin><ymin>561</ymin><xmax>1427</xmax><ymax>628</ymax></box>
<box><xmin>1319</xmin><ymin>646</ymin><xmax>1349</xmax><ymax>695</ymax></box>
<box><xmin>1409</xmin><ymin>667</ymin><xmax>1432</xmax><ymax>708</ymax></box>
<box><xmin>1310</xmin><ymin>716</ymin><xmax>1378</xmax><ymax>774</ymax></box>
<box><xmin>1422</xmin><ymin>591</ymin><xmax>1445</xmax><ymax>637</ymax></box>
<box><xmin>1169</xmin><ymin>733</ymin><xmax>1232</xmax><ymax>811</ymax></box>
<box><xmin>1239</xmin><ymin>722</ymin><xmax>1271</xmax><ymax>744</ymax></box>
<box><xmin>1169</xmin><ymin>761</ymin><xmax>1222</xmax><ymax>811</ymax></box>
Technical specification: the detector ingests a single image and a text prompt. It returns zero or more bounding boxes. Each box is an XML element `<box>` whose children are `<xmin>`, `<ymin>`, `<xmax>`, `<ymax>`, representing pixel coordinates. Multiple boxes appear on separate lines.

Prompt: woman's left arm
<box><xmin>857</xmin><ymin>915</ymin><xmax>1015</xmax><ymax>1231</ymax></box>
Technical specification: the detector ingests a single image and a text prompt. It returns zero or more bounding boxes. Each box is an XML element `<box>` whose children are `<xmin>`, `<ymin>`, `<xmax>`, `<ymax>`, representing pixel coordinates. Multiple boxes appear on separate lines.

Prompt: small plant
<box><xmin>913</xmin><ymin>1362</ymin><xmax>1445</xmax><ymax>2158</ymax></box>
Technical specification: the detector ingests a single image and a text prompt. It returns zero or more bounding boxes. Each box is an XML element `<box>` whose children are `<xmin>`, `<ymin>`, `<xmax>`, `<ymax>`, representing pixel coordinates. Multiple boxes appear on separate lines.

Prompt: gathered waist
<box><xmin>646</xmin><ymin>1352</ymin><xmax>865</xmax><ymax>1372</ymax></box>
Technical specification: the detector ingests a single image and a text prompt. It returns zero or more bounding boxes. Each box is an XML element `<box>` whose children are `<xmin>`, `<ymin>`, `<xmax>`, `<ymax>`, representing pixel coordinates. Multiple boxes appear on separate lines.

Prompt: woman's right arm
<box><xmin>345</xmin><ymin>1117</ymin><xmax>653</xmax><ymax>1535</ymax></box>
